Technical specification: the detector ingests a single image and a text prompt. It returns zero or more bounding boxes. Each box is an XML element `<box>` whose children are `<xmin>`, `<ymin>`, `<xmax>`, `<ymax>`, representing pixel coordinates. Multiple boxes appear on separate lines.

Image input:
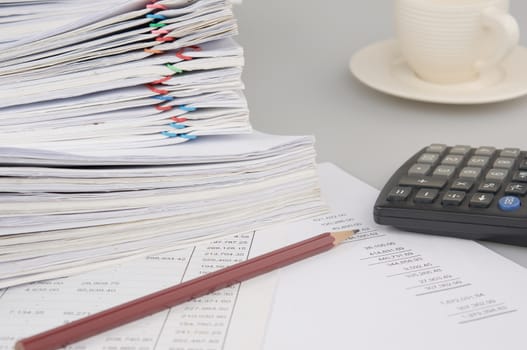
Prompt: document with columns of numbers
<box><xmin>0</xmin><ymin>229</ymin><xmax>284</xmax><ymax>350</ymax></box>
<box><xmin>264</xmin><ymin>163</ymin><xmax>527</xmax><ymax>350</ymax></box>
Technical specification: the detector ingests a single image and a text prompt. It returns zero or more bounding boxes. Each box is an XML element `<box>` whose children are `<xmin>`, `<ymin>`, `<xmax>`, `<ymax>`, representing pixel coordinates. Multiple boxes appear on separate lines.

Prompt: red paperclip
<box><xmin>156</xmin><ymin>36</ymin><xmax>175</xmax><ymax>42</ymax></box>
<box><xmin>171</xmin><ymin>117</ymin><xmax>188</xmax><ymax>123</ymax></box>
<box><xmin>146</xmin><ymin>3</ymin><xmax>168</xmax><ymax>10</ymax></box>
<box><xmin>155</xmin><ymin>105</ymin><xmax>173</xmax><ymax>111</ymax></box>
<box><xmin>151</xmin><ymin>29</ymin><xmax>169</xmax><ymax>35</ymax></box>
<box><xmin>175</xmin><ymin>46</ymin><xmax>202</xmax><ymax>60</ymax></box>
<box><xmin>150</xmin><ymin>76</ymin><xmax>172</xmax><ymax>85</ymax></box>
<box><xmin>146</xmin><ymin>84</ymin><xmax>169</xmax><ymax>95</ymax></box>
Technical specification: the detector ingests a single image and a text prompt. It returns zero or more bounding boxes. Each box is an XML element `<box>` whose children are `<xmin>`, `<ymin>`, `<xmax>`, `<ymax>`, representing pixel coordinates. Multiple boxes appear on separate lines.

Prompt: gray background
<box><xmin>234</xmin><ymin>1</ymin><xmax>527</xmax><ymax>267</ymax></box>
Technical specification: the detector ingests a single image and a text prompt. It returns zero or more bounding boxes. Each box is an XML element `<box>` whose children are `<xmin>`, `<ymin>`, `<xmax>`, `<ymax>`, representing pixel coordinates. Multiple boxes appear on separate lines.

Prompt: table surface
<box><xmin>234</xmin><ymin>1</ymin><xmax>527</xmax><ymax>267</ymax></box>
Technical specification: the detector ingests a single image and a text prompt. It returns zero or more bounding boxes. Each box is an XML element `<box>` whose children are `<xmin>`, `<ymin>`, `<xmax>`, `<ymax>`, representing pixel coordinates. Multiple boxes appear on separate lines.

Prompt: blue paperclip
<box><xmin>179</xmin><ymin>105</ymin><xmax>197</xmax><ymax>112</ymax></box>
<box><xmin>169</xmin><ymin>122</ymin><xmax>186</xmax><ymax>129</ymax></box>
<box><xmin>151</xmin><ymin>95</ymin><xmax>174</xmax><ymax>101</ymax></box>
<box><xmin>161</xmin><ymin>131</ymin><xmax>179</xmax><ymax>138</ymax></box>
<box><xmin>146</xmin><ymin>14</ymin><xmax>166</xmax><ymax>20</ymax></box>
<box><xmin>179</xmin><ymin>134</ymin><xmax>197</xmax><ymax>140</ymax></box>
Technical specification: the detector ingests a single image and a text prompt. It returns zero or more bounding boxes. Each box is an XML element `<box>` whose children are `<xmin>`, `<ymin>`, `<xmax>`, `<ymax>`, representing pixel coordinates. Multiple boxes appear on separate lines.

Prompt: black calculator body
<box><xmin>374</xmin><ymin>144</ymin><xmax>527</xmax><ymax>246</ymax></box>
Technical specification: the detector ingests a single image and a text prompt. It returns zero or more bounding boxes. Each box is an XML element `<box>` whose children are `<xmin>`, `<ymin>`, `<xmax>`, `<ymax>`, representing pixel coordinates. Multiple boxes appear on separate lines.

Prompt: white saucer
<box><xmin>350</xmin><ymin>40</ymin><xmax>527</xmax><ymax>104</ymax></box>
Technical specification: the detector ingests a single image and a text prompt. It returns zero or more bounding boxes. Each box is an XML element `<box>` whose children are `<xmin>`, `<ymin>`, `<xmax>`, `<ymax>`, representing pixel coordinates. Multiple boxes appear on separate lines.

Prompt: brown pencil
<box><xmin>15</xmin><ymin>230</ymin><xmax>356</xmax><ymax>350</ymax></box>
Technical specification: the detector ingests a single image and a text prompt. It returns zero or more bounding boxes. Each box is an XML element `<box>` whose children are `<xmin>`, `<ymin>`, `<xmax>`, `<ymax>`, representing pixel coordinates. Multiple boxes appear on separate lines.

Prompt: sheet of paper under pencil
<box><xmin>0</xmin><ymin>229</ymin><xmax>286</xmax><ymax>350</ymax></box>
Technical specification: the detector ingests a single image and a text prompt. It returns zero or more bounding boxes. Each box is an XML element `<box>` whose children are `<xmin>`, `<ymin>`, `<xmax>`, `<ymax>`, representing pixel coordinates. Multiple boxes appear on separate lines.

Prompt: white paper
<box><xmin>0</xmin><ymin>39</ymin><xmax>244</xmax><ymax>107</ymax></box>
<box><xmin>264</xmin><ymin>163</ymin><xmax>527</xmax><ymax>350</ymax></box>
<box><xmin>0</xmin><ymin>132</ymin><xmax>316</xmax><ymax>165</ymax></box>
<box><xmin>0</xmin><ymin>229</ymin><xmax>285</xmax><ymax>350</ymax></box>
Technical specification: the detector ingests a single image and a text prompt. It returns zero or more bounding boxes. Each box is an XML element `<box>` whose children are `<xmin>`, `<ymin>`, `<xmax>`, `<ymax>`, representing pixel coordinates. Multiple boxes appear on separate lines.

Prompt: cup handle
<box><xmin>475</xmin><ymin>6</ymin><xmax>519</xmax><ymax>72</ymax></box>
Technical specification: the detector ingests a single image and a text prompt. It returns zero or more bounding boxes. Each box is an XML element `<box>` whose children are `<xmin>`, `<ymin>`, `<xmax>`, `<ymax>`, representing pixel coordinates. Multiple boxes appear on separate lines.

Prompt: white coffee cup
<box><xmin>396</xmin><ymin>0</ymin><xmax>519</xmax><ymax>84</ymax></box>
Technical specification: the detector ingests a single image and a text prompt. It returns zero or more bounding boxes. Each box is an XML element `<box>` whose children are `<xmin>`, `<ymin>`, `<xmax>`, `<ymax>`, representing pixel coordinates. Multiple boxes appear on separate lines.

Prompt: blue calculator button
<box><xmin>498</xmin><ymin>196</ymin><xmax>522</xmax><ymax>212</ymax></box>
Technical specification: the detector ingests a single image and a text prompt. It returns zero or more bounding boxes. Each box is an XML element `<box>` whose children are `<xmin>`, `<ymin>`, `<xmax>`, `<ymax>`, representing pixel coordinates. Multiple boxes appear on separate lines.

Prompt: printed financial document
<box><xmin>0</xmin><ymin>230</ymin><xmax>284</xmax><ymax>350</ymax></box>
<box><xmin>264</xmin><ymin>163</ymin><xmax>527</xmax><ymax>350</ymax></box>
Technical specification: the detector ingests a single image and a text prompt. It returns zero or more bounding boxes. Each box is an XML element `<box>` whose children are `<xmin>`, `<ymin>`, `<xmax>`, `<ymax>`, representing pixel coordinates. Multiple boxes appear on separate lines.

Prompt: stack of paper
<box><xmin>0</xmin><ymin>133</ymin><xmax>326</xmax><ymax>289</ymax></box>
<box><xmin>0</xmin><ymin>1</ymin><xmax>328</xmax><ymax>288</ymax></box>
<box><xmin>0</xmin><ymin>0</ymin><xmax>249</xmax><ymax>147</ymax></box>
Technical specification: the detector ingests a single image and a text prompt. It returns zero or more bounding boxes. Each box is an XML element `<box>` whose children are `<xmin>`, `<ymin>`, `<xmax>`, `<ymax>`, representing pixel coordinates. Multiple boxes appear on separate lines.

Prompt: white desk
<box><xmin>234</xmin><ymin>1</ymin><xmax>527</xmax><ymax>267</ymax></box>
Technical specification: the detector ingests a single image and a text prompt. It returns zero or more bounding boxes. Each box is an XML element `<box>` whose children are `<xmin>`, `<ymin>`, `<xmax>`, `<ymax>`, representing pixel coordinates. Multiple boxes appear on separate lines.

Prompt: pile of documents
<box><xmin>0</xmin><ymin>0</ymin><xmax>327</xmax><ymax>288</ymax></box>
<box><xmin>0</xmin><ymin>0</ymin><xmax>249</xmax><ymax>148</ymax></box>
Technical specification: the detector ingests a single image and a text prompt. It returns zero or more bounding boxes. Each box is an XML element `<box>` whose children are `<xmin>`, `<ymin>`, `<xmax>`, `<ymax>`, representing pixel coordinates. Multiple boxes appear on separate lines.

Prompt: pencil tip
<box><xmin>330</xmin><ymin>230</ymin><xmax>357</xmax><ymax>245</ymax></box>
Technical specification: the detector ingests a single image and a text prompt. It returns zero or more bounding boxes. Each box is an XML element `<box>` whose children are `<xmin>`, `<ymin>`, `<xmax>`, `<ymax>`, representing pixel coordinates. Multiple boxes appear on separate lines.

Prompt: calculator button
<box><xmin>441</xmin><ymin>155</ymin><xmax>464</xmax><ymax>166</ymax></box>
<box><xmin>451</xmin><ymin>179</ymin><xmax>474</xmax><ymax>191</ymax></box>
<box><xmin>467</xmin><ymin>156</ymin><xmax>490</xmax><ymax>167</ymax></box>
<box><xmin>478</xmin><ymin>181</ymin><xmax>501</xmax><ymax>193</ymax></box>
<box><xmin>500</xmin><ymin>148</ymin><xmax>521</xmax><ymax>158</ymax></box>
<box><xmin>408</xmin><ymin>164</ymin><xmax>431</xmax><ymax>176</ymax></box>
<box><xmin>512</xmin><ymin>171</ymin><xmax>527</xmax><ymax>182</ymax></box>
<box><xmin>519</xmin><ymin>159</ymin><xmax>527</xmax><ymax>170</ymax></box>
<box><xmin>387</xmin><ymin>187</ymin><xmax>412</xmax><ymax>201</ymax></box>
<box><xmin>504</xmin><ymin>183</ymin><xmax>527</xmax><ymax>196</ymax></box>
<box><xmin>426</xmin><ymin>144</ymin><xmax>447</xmax><ymax>154</ymax></box>
<box><xmin>399</xmin><ymin>176</ymin><xmax>447</xmax><ymax>189</ymax></box>
<box><xmin>498</xmin><ymin>196</ymin><xmax>521</xmax><ymax>212</ymax></box>
<box><xmin>432</xmin><ymin>165</ymin><xmax>456</xmax><ymax>178</ymax></box>
<box><xmin>442</xmin><ymin>191</ymin><xmax>466</xmax><ymax>206</ymax></box>
<box><xmin>486</xmin><ymin>169</ymin><xmax>509</xmax><ymax>181</ymax></box>
<box><xmin>474</xmin><ymin>146</ymin><xmax>496</xmax><ymax>156</ymax></box>
<box><xmin>459</xmin><ymin>167</ymin><xmax>482</xmax><ymax>179</ymax></box>
<box><xmin>414</xmin><ymin>189</ymin><xmax>439</xmax><ymax>204</ymax></box>
<box><xmin>417</xmin><ymin>153</ymin><xmax>440</xmax><ymax>164</ymax></box>
<box><xmin>493</xmin><ymin>157</ymin><xmax>515</xmax><ymax>169</ymax></box>
<box><xmin>450</xmin><ymin>145</ymin><xmax>471</xmax><ymax>155</ymax></box>
<box><xmin>469</xmin><ymin>193</ymin><xmax>494</xmax><ymax>208</ymax></box>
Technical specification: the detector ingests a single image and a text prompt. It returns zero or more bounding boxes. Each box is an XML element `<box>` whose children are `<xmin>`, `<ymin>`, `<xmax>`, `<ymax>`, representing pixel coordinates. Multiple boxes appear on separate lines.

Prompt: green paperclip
<box><xmin>166</xmin><ymin>63</ymin><xmax>183</xmax><ymax>74</ymax></box>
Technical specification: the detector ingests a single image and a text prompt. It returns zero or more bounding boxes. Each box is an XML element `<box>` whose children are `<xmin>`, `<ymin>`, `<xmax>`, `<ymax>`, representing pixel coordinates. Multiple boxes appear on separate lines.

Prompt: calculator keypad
<box><xmin>498</xmin><ymin>196</ymin><xmax>521</xmax><ymax>212</ymax></box>
<box><xmin>387</xmin><ymin>187</ymin><xmax>411</xmax><ymax>201</ymax></box>
<box><xmin>513</xmin><ymin>171</ymin><xmax>527</xmax><ymax>182</ymax></box>
<box><xmin>390</xmin><ymin>145</ymin><xmax>527</xmax><ymax>212</ymax></box>
<box><xmin>399</xmin><ymin>176</ymin><xmax>447</xmax><ymax>189</ymax></box>
<box><xmin>442</xmin><ymin>191</ymin><xmax>465</xmax><ymax>206</ymax></box>
<box><xmin>375</xmin><ymin>145</ymin><xmax>527</xmax><ymax>246</ymax></box>
<box><xmin>441</xmin><ymin>155</ymin><xmax>464</xmax><ymax>166</ymax></box>
<box><xmin>459</xmin><ymin>167</ymin><xmax>482</xmax><ymax>179</ymax></box>
<box><xmin>469</xmin><ymin>193</ymin><xmax>494</xmax><ymax>208</ymax></box>
<box><xmin>478</xmin><ymin>181</ymin><xmax>501</xmax><ymax>193</ymax></box>
<box><xmin>474</xmin><ymin>146</ymin><xmax>496</xmax><ymax>156</ymax></box>
<box><xmin>505</xmin><ymin>183</ymin><xmax>527</xmax><ymax>196</ymax></box>
<box><xmin>493</xmin><ymin>158</ymin><xmax>515</xmax><ymax>169</ymax></box>
<box><xmin>408</xmin><ymin>164</ymin><xmax>431</xmax><ymax>176</ymax></box>
<box><xmin>451</xmin><ymin>179</ymin><xmax>473</xmax><ymax>191</ymax></box>
<box><xmin>417</xmin><ymin>153</ymin><xmax>440</xmax><ymax>164</ymax></box>
<box><xmin>500</xmin><ymin>148</ymin><xmax>521</xmax><ymax>158</ymax></box>
<box><xmin>467</xmin><ymin>156</ymin><xmax>490</xmax><ymax>167</ymax></box>
<box><xmin>415</xmin><ymin>189</ymin><xmax>439</xmax><ymax>203</ymax></box>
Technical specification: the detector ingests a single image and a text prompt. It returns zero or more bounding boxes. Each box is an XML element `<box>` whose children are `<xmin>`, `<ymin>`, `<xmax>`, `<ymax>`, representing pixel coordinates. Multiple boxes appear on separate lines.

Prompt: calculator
<box><xmin>374</xmin><ymin>144</ymin><xmax>527</xmax><ymax>246</ymax></box>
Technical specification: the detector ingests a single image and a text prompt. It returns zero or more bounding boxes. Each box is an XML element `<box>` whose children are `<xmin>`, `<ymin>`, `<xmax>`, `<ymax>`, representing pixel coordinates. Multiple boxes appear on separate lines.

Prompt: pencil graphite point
<box><xmin>330</xmin><ymin>230</ymin><xmax>357</xmax><ymax>245</ymax></box>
